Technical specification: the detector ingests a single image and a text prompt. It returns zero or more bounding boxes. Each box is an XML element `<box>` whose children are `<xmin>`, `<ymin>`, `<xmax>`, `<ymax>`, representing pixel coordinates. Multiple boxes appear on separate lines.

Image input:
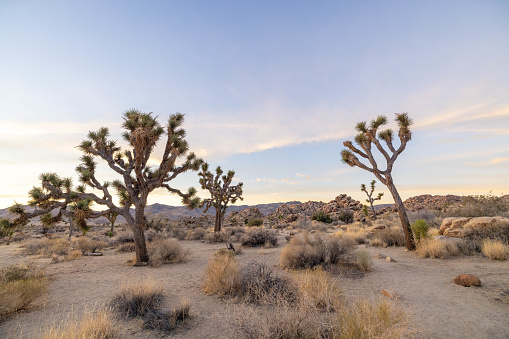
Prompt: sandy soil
<box><xmin>0</xmin><ymin>232</ymin><xmax>508</xmax><ymax>339</ymax></box>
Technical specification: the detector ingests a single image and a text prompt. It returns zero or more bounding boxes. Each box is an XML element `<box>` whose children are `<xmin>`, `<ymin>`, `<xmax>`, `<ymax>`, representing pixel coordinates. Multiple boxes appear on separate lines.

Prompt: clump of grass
<box><xmin>481</xmin><ymin>239</ymin><xmax>509</xmax><ymax>260</ymax></box>
<box><xmin>339</xmin><ymin>224</ymin><xmax>367</xmax><ymax>244</ymax></box>
<box><xmin>280</xmin><ymin>232</ymin><xmax>354</xmax><ymax>270</ymax></box>
<box><xmin>73</xmin><ymin>237</ymin><xmax>107</xmax><ymax>254</ymax></box>
<box><xmin>0</xmin><ymin>263</ymin><xmax>49</xmax><ymax>321</ymax></box>
<box><xmin>311</xmin><ymin>211</ymin><xmax>333</xmax><ymax>224</ymax></box>
<box><xmin>355</xmin><ymin>250</ymin><xmax>373</xmax><ymax>272</ymax></box>
<box><xmin>202</xmin><ymin>251</ymin><xmax>240</xmax><ymax>297</ymax></box>
<box><xmin>416</xmin><ymin>238</ymin><xmax>447</xmax><ymax>259</ymax></box>
<box><xmin>204</xmin><ymin>231</ymin><xmax>227</xmax><ymax>243</ymax></box>
<box><xmin>186</xmin><ymin>228</ymin><xmax>207</xmax><ymax>240</ymax></box>
<box><xmin>292</xmin><ymin>268</ymin><xmax>342</xmax><ymax>312</ymax></box>
<box><xmin>240</xmin><ymin>228</ymin><xmax>277</xmax><ymax>247</ymax></box>
<box><xmin>369</xmin><ymin>228</ymin><xmax>406</xmax><ymax>247</ymax></box>
<box><xmin>335</xmin><ymin>297</ymin><xmax>414</xmax><ymax>338</ymax></box>
<box><xmin>42</xmin><ymin>309</ymin><xmax>118</xmax><ymax>339</ymax></box>
<box><xmin>148</xmin><ymin>238</ymin><xmax>190</xmax><ymax>266</ymax></box>
<box><xmin>411</xmin><ymin>219</ymin><xmax>430</xmax><ymax>242</ymax></box>
<box><xmin>111</xmin><ymin>280</ymin><xmax>190</xmax><ymax>333</ymax></box>
<box><xmin>22</xmin><ymin>237</ymin><xmax>69</xmax><ymax>257</ymax></box>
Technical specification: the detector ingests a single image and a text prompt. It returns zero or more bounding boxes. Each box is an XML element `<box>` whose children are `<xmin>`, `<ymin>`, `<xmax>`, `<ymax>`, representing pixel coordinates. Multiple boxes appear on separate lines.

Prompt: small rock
<box><xmin>454</xmin><ymin>274</ymin><xmax>481</xmax><ymax>287</ymax></box>
<box><xmin>386</xmin><ymin>256</ymin><xmax>396</xmax><ymax>262</ymax></box>
<box><xmin>374</xmin><ymin>253</ymin><xmax>387</xmax><ymax>259</ymax></box>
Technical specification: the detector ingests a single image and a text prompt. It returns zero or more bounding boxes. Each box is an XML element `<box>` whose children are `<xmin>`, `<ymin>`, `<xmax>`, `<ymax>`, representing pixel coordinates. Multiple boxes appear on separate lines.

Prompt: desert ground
<box><xmin>0</xmin><ymin>223</ymin><xmax>508</xmax><ymax>339</ymax></box>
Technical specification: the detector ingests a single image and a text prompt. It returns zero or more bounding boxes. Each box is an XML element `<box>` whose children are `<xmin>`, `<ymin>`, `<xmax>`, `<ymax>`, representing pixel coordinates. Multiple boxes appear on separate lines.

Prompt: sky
<box><xmin>0</xmin><ymin>0</ymin><xmax>508</xmax><ymax>209</ymax></box>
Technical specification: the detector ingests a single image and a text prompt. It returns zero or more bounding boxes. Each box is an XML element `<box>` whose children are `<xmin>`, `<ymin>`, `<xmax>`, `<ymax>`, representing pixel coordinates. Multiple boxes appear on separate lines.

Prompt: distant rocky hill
<box><xmin>0</xmin><ymin>201</ymin><xmax>302</xmax><ymax>224</ymax></box>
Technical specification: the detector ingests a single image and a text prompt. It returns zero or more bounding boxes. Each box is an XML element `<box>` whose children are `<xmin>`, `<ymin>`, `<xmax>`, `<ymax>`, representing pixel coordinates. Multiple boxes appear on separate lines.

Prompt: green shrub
<box><xmin>247</xmin><ymin>218</ymin><xmax>264</xmax><ymax>227</ymax></box>
<box><xmin>411</xmin><ymin>219</ymin><xmax>430</xmax><ymax>242</ymax></box>
<box><xmin>311</xmin><ymin>211</ymin><xmax>333</xmax><ymax>224</ymax></box>
<box><xmin>338</xmin><ymin>208</ymin><xmax>354</xmax><ymax>224</ymax></box>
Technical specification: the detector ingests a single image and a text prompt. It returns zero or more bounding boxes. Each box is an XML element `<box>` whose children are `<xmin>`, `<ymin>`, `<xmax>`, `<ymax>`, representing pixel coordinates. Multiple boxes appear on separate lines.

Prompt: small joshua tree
<box><xmin>361</xmin><ymin>180</ymin><xmax>383</xmax><ymax>219</ymax></box>
<box><xmin>198</xmin><ymin>164</ymin><xmax>243</xmax><ymax>232</ymax></box>
<box><xmin>341</xmin><ymin>113</ymin><xmax>415</xmax><ymax>250</ymax></box>
<box><xmin>4</xmin><ymin>109</ymin><xmax>203</xmax><ymax>264</ymax></box>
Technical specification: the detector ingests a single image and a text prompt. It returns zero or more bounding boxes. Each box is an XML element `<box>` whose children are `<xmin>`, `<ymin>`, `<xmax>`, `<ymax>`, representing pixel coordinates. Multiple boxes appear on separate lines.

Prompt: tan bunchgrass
<box><xmin>22</xmin><ymin>238</ymin><xmax>69</xmax><ymax>257</ymax></box>
<box><xmin>335</xmin><ymin>297</ymin><xmax>415</xmax><ymax>338</ymax></box>
<box><xmin>42</xmin><ymin>309</ymin><xmax>118</xmax><ymax>339</ymax></box>
<box><xmin>291</xmin><ymin>268</ymin><xmax>342</xmax><ymax>312</ymax></box>
<box><xmin>416</xmin><ymin>238</ymin><xmax>448</xmax><ymax>259</ymax></box>
<box><xmin>0</xmin><ymin>263</ymin><xmax>49</xmax><ymax>321</ymax></box>
<box><xmin>481</xmin><ymin>239</ymin><xmax>509</xmax><ymax>260</ymax></box>
<box><xmin>147</xmin><ymin>238</ymin><xmax>190</xmax><ymax>266</ymax></box>
<box><xmin>202</xmin><ymin>250</ymin><xmax>239</xmax><ymax>296</ymax></box>
<box><xmin>355</xmin><ymin>250</ymin><xmax>373</xmax><ymax>272</ymax></box>
<box><xmin>72</xmin><ymin>237</ymin><xmax>107</xmax><ymax>254</ymax></box>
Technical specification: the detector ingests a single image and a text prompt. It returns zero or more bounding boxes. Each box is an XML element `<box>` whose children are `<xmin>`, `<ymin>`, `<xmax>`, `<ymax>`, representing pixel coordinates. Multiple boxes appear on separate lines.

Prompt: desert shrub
<box><xmin>464</xmin><ymin>220</ymin><xmax>509</xmax><ymax>251</ymax></box>
<box><xmin>186</xmin><ymin>228</ymin><xmax>207</xmax><ymax>240</ymax></box>
<box><xmin>202</xmin><ymin>252</ymin><xmax>240</xmax><ymax>296</ymax></box>
<box><xmin>236</xmin><ymin>263</ymin><xmax>295</xmax><ymax>305</ymax></box>
<box><xmin>204</xmin><ymin>231</ymin><xmax>227</xmax><ymax>243</ymax></box>
<box><xmin>73</xmin><ymin>237</ymin><xmax>107</xmax><ymax>254</ymax></box>
<box><xmin>411</xmin><ymin>219</ymin><xmax>430</xmax><ymax>242</ymax></box>
<box><xmin>42</xmin><ymin>309</ymin><xmax>118</xmax><ymax>339</ymax></box>
<box><xmin>292</xmin><ymin>268</ymin><xmax>342</xmax><ymax>312</ymax></box>
<box><xmin>148</xmin><ymin>238</ymin><xmax>190</xmax><ymax>266</ymax></box>
<box><xmin>481</xmin><ymin>239</ymin><xmax>509</xmax><ymax>260</ymax></box>
<box><xmin>171</xmin><ymin>228</ymin><xmax>188</xmax><ymax>241</ymax></box>
<box><xmin>408</xmin><ymin>209</ymin><xmax>442</xmax><ymax>227</ymax></box>
<box><xmin>340</xmin><ymin>225</ymin><xmax>367</xmax><ymax>244</ymax></box>
<box><xmin>23</xmin><ymin>237</ymin><xmax>70</xmax><ymax>257</ymax></box>
<box><xmin>143</xmin><ymin>296</ymin><xmax>191</xmax><ymax>332</ymax></box>
<box><xmin>230</xmin><ymin>296</ymin><xmax>413</xmax><ymax>339</ymax></box>
<box><xmin>111</xmin><ymin>280</ymin><xmax>164</xmax><ymax>318</ymax></box>
<box><xmin>247</xmin><ymin>218</ymin><xmax>264</xmax><ymax>227</ymax></box>
<box><xmin>280</xmin><ymin>232</ymin><xmax>353</xmax><ymax>270</ymax></box>
<box><xmin>311</xmin><ymin>211</ymin><xmax>333</xmax><ymax>224</ymax></box>
<box><xmin>115</xmin><ymin>243</ymin><xmax>136</xmax><ymax>253</ymax></box>
<box><xmin>337</xmin><ymin>208</ymin><xmax>354</xmax><ymax>224</ymax></box>
<box><xmin>355</xmin><ymin>250</ymin><xmax>373</xmax><ymax>272</ymax></box>
<box><xmin>335</xmin><ymin>297</ymin><xmax>413</xmax><ymax>338</ymax></box>
<box><xmin>240</xmin><ymin>228</ymin><xmax>277</xmax><ymax>247</ymax></box>
<box><xmin>447</xmin><ymin>193</ymin><xmax>509</xmax><ymax>217</ymax></box>
<box><xmin>109</xmin><ymin>231</ymin><xmax>134</xmax><ymax>247</ymax></box>
<box><xmin>369</xmin><ymin>228</ymin><xmax>406</xmax><ymax>247</ymax></box>
<box><xmin>0</xmin><ymin>263</ymin><xmax>49</xmax><ymax>321</ymax></box>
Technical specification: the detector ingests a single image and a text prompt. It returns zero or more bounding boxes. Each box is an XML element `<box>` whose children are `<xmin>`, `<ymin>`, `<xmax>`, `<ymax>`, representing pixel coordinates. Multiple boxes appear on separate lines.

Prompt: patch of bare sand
<box><xmin>0</xmin><ymin>235</ymin><xmax>508</xmax><ymax>338</ymax></box>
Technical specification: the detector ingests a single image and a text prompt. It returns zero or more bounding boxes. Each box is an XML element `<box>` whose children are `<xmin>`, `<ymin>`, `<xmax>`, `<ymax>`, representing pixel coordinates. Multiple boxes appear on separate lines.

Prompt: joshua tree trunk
<box><xmin>386</xmin><ymin>178</ymin><xmax>415</xmax><ymax>250</ymax></box>
<box><xmin>110</xmin><ymin>221</ymin><xmax>115</xmax><ymax>233</ymax></box>
<box><xmin>131</xmin><ymin>208</ymin><xmax>149</xmax><ymax>264</ymax></box>
<box><xmin>214</xmin><ymin>208</ymin><xmax>222</xmax><ymax>233</ymax></box>
<box><xmin>369</xmin><ymin>203</ymin><xmax>377</xmax><ymax>220</ymax></box>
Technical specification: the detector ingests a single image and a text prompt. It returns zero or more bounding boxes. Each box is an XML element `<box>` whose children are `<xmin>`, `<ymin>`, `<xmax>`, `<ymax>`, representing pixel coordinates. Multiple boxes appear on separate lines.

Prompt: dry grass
<box><xmin>110</xmin><ymin>279</ymin><xmax>164</xmax><ymax>318</ymax></box>
<box><xmin>368</xmin><ymin>228</ymin><xmax>406</xmax><ymax>247</ymax></box>
<box><xmin>280</xmin><ymin>232</ymin><xmax>353</xmax><ymax>270</ymax></box>
<box><xmin>481</xmin><ymin>239</ymin><xmax>509</xmax><ymax>260</ymax></box>
<box><xmin>22</xmin><ymin>237</ymin><xmax>70</xmax><ymax>257</ymax></box>
<box><xmin>147</xmin><ymin>238</ymin><xmax>190</xmax><ymax>266</ymax></box>
<box><xmin>335</xmin><ymin>297</ymin><xmax>414</xmax><ymax>338</ymax></box>
<box><xmin>0</xmin><ymin>263</ymin><xmax>49</xmax><ymax>321</ymax></box>
<box><xmin>73</xmin><ymin>237</ymin><xmax>108</xmax><ymax>254</ymax></box>
<box><xmin>416</xmin><ymin>238</ymin><xmax>447</xmax><ymax>258</ymax></box>
<box><xmin>355</xmin><ymin>250</ymin><xmax>373</xmax><ymax>272</ymax></box>
<box><xmin>202</xmin><ymin>251</ymin><xmax>239</xmax><ymax>296</ymax></box>
<box><xmin>338</xmin><ymin>224</ymin><xmax>368</xmax><ymax>244</ymax></box>
<box><xmin>42</xmin><ymin>309</ymin><xmax>118</xmax><ymax>339</ymax></box>
<box><xmin>292</xmin><ymin>268</ymin><xmax>342</xmax><ymax>312</ymax></box>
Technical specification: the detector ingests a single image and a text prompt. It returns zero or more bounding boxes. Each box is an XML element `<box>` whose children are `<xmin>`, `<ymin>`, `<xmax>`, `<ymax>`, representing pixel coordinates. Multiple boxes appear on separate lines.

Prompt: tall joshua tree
<box><xmin>341</xmin><ymin>113</ymin><xmax>415</xmax><ymax>250</ymax></box>
<box><xmin>198</xmin><ymin>163</ymin><xmax>243</xmax><ymax>232</ymax></box>
<box><xmin>7</xmin><ymin>109</ymin><xmax>203</xmax><ymax>264</ymax></box>
<box><xmin>361</xmin><ymin>180</ymin><xmax>383</xmax><ymax>219</ymax></box>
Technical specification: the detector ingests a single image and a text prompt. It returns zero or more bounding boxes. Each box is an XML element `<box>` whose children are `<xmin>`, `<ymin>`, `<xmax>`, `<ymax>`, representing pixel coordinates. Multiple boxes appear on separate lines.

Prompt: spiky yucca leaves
<box><xmin>0</xmin><ymin>219</ymin><xmax>18</xmax><ymax>244</ymax></box>
<box><xmin>198</xmin><ymin>163</ymin><xmax>243</xmax><ymax>232</ymax></box>
<box><xmin>341</xmin><ymin>113</ymin><xmax>415</xmax><ymax>250</ymax></box>
<box><xmin>361</xmin><ymin>180</ymin><xmax>383</xmax><ymax>220</ymax></box>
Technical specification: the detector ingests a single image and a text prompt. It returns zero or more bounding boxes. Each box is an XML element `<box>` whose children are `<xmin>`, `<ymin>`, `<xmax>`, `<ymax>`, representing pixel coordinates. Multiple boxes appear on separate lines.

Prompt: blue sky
<box><xmin>0</xmin><ymin>1</ymin><xmax>508</xmax><ymax>209</ymax></box>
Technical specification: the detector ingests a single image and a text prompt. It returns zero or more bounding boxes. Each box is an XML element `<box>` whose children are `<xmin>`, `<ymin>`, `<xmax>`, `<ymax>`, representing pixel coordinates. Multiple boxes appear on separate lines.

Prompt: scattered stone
<box><xmin>374</xmin><ymin>253</ymin><xmax>387</xmax><ymax>259</ymax></box>
<box><xmin>386</xmin><ymin>256</ymin><xmax>396</xmax><ymax>263</ymax></box>
<box><xmin>382</xmin><ymin>290</ymin><xmax>391</xmax><ymax>297</ymax></box>
<box><xmin>226</xmin><ymin>207</ymin><xmax>264</xmax><ymax>225</ymax></box>
<box><xmin>454</xmin><ymin>274</ymin><xmax>481</xmax><ymax>287</ymax></box>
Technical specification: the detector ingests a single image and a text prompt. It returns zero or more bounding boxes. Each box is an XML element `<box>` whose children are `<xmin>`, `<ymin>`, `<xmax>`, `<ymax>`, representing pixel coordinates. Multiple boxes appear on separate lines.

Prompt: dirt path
<box><xmin>1</xmin><ymin>235</ymin><xmax>508</xmax><ymax>338</ymax></box>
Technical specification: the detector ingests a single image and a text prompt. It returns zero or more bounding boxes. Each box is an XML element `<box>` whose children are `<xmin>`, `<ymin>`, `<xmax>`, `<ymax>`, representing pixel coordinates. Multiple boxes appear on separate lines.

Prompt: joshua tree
<box><xmin>106</xmin><ymin>211</ymin><xmax>118</xmax><ymax>234</ymax></box>
<box><xmin>341</xmin><ymin>113</ymin><xmax>415</xmax><ymax>250</ymax></box>
<box><xmin>361</xmin><ymin>180</ymin><xmax>383</xmax><ymax>219</ymax></box>
<box><xmin>6</xmin><ymin>109</ymin><xmax>203</xmax><ymax>264</ymax></box>
<box><xmin>198</xmin><ymin>164</ymin><xmax>243</xmax><ymax>232</ymax></box>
